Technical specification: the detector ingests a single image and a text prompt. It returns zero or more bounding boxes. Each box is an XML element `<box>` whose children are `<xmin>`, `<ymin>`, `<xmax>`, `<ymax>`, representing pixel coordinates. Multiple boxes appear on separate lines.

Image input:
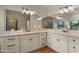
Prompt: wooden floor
<box><xmin>32</xmin><ymin>47</ymin><xmax>57</xmax><ymax>53</ymax></box>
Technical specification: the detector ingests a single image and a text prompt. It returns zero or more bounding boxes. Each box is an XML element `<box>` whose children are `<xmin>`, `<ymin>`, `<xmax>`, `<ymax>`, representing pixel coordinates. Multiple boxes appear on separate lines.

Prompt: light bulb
<box><xmin>26</xmin><ymin>10</ymin><xmax>30</xmax><ymax>15</ymax></box>
<box><xmin>68</xmin><ymin>6</ymin><xmax>74</xmax><ymax>12</ymax></box>
<box><xmin>59</xmin><ymin>10</ymin><xmax>64</xmax><ymax>14</ymax></box>
<box><xmin>30</xmin><ymin>11</ymin><xmax>34</xmax><ymax>15</ymax></box>
<box><xmin>64</xmin><ymin>8</ymin><xmax>68</xmax><ymax>13</ymax></box>
<box><xmin>22</xmin><ymin>8</ymin><xmax>26</xmax><ymax>14</ymax></box>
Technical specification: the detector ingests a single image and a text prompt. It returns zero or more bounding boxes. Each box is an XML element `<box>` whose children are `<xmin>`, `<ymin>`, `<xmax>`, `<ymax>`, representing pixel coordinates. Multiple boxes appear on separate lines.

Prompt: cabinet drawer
<box><xmin>69</xmin><ymin>44</ymin><xmax>79</xmax><ymax>53</ymax></box>
<box><xmin>1</xmin><ymin>45</ymin><xmax>19</xmax><ymax>53</ymax></box>
<box><xmin>1</xmin><ymin>40</ymin><xmax>19</xmax><ymax>53</ymax></box>
<box><xmin>69</xmin><ymin>37</ymin><xmax>79</xmax><ymax>44</ymax></box>
<box><xmin>2</xmin><ymin>36</ymin><xmax>19</xmax><ymax>43</ymax></box>
<box><xmin>40</xmin><ymin>33</ymin><xmax>46</xmax><ymax>37</ymax></box>
<box><xmin>1</xmin><ymin>42</ymin><xmax>19</xmax><ymax>48</ymax></box>
<box><xmin>41</xmin><ymin>37</ymin><xmax>46</xmax><ymax>41</ymax></box>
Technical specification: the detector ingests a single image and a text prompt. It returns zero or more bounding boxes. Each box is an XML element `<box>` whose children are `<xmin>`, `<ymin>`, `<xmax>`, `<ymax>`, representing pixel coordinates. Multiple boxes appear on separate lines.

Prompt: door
<box><xmin>52</xmin><ymin>34</ymin><xmax>60</xmax><ymax>52</ymax></box>
<box><xmin>20</xmin><ymin>34</ymin><xmax>40</xmax><ymax>53</ymax></box>
<box><xmin>47</xmin><ymin>33</ymin><xmax>60</xmax><ymax>52</ymax></box>
<box><xmin>20</xmin><ymin>35</ymin><xmax>31</xmax><ymax>53</ymax></box>
<box><xmin>29</xmin><ymin>34</ymin><xmax>40</xmax><ymax>51</ymax></box>
<box><xmin>59</xmin><ymin>35</ymin><xmax>68</xmax><ymax>53</ymax></box>
<box><xmin>47</xmin><ymin>32</ymin><xmax>53</xmax><ymax>48</ymax></box>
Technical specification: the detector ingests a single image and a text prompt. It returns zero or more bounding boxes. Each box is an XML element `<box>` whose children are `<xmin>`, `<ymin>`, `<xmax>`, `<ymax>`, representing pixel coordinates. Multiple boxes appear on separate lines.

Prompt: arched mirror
<box><xmin>42</xmin><ymin>16</ymin><xmax>53</xmax><ymax>29</ymax></box>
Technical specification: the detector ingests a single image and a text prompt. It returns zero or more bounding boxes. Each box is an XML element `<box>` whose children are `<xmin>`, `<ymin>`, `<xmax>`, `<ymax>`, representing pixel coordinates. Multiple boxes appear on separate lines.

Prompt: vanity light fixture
<box><xmin>59</xmin><ymin>5</ymin><xmax>74</xmax><ymax>14</ymax></box>
<box><xmin>63</xmin><ymin>7</ymin><xmax>68</xmax><ymax>13</ymax></box>
<box><xmin>29</xmin><ymin>9</ymin><xmax>35</xmax><ymax>15</ymax></box>
<box><xmin>59</xmin><ymin>8</ymin><xmax>64</xmax><ymax>14</ymax></box>
<box><xmin>68</xmin><ymin>5</ymin><xmax>74</xmax><ymax>12</ymax></box>
<box><xmin>22</xmin><ymin>7</ymin><xmax>35</xmax><ymax>15</ymax></box>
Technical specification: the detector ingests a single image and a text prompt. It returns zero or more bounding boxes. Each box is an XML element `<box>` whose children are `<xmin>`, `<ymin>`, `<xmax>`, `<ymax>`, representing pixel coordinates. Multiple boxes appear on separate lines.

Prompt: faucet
<box><xmin>62</xmin><ymin>28</ymin><xmax>68</xmax><ymax>33</ymax></box>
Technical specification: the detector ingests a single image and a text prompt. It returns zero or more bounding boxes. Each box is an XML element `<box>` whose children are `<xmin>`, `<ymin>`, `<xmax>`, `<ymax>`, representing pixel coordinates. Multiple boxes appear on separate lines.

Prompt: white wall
<box><xmin>0</xmin><ymin>5</ymin><xmax>48</xmax><ymax>32</ymax></box>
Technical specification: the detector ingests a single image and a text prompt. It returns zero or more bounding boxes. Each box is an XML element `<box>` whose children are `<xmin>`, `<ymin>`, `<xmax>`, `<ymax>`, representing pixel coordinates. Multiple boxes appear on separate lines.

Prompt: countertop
<box><xmin>0</xmin><ymin>29</ymin><xmax>48</xmax><ymax>37</ymax></box>
<box><xmin>0</xmin><ymin>29</ymin><xmax>79</xmax><ymax>38</ymax></box>
<box><xmin>48</xmin><ymin>29</ymin><xmax>79</xmax><ymax>38</ymax></box>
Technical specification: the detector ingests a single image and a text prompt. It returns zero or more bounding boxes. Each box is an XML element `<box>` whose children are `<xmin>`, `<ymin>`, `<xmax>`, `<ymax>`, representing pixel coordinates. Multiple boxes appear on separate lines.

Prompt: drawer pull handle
<box><xmin>8</xmin><ymin>38</ymin><xmax>15</xmax><ymax>40</ymax></box>
<box><xmin>7</xmin><ymin>44</ymin><xmax>16</xmax><ymax>47</ymax></box>
<box><xmin>73</xmin><ymin>47</ymin><xmax>76</xmax><ymax>49</ymax></box>
<box><xmin>57</xmin><ymin>39</ymin><xmax>60</xmax><ymax>41</ymax></box>
<box><xmin>73</xmin><ymin>40</ymin><xmax>75</xmax><ymax>41</ymax></box>
<box><xmin>30</xmin><ymin>39</ymin><xmax>32</xmax><ymax>40</ymax></box>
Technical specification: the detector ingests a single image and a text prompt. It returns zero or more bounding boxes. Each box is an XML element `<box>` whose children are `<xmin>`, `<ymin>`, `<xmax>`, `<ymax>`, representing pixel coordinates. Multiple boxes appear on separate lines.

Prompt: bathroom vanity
<box><xmin>47</xmin><ymin>29</ymin><xmax>79</xmax><ymax>53</ymax></box>
<box><xmin>1</xmin><ymin>29</ymin><xmax>79</xmax><ymax>53</ymax></box>
<box><xmin>0</xmin><ymin>29</ymin><xmax>47</xmax><ymax>53</ymax></box>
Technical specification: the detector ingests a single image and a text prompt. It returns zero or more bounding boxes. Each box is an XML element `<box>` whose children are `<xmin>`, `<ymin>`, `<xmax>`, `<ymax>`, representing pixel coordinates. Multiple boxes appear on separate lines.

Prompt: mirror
<box><xmin>42</xmin><ymin>16</ymin><xmax>53</xmax><ymax>29</ymax></box>
<box><xmin>5</xmin><ymin>9</ymin><xmax>28</xmax><ymax>31</ymax></box>
<box><xmin>6</xmin><ymin>18</ymin><xmax>18</xmax><ymax>30</ymax></box>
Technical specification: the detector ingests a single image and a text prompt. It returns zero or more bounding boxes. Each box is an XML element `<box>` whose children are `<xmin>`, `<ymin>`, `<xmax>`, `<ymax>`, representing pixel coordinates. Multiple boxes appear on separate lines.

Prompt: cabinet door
<box><xmin>30</xmin><ymin>34</ymin><xmax>40</xmax><ymax>51</ymax></box>
<box><xmin>59</xmin><ymin>35</ymin><xmax>68</xmax><ymax>53</ymax></box>
<box><xmin>47</xmin><ymin>32</ymin><xmax>53</xmax><ymax>48</ymax></box>
<box><xmin>47</xmin><ymin>32</ymin><xmax>60</xmax><ymax>52</ymax></box>
<box><xmin>52</xmin><ymin>34</ymin><xmax>60</xmax><ymax>52</ymax></box>
<box><xmin>20</xmin><ymin>35</ymin><xmax>31</xmax><ymax>53</ymax></box>
<box><xmin>40</xmin><ymin>33</ymin><xmax>47</xmax><ymax>48</ymax></box>
<box><xmin>47</xmin><ymin>32</ymin><xmax>68</xmax><ymax>53</ymax></box>
<box><xmin>20</xmin><ymin>34</ymin><xmax>40</xmax><ymax>53</ymax></box>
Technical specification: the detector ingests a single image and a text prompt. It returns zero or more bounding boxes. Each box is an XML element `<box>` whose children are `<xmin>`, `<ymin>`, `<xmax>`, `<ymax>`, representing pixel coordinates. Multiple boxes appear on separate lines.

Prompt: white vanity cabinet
<box><xmin>0</xmin><ymin>36</ymin><xmax>19</xmax><ymax>53</ymax></box>
<box><xmin>0</xmin><ymin>32</ymin><xmax>47</xmax><ymax>53</ymax></box>
<box><xmin>47</xmin><ymin>31</ymin><xmax>68</xmax><ymax>53</ymax></box>
<box><xmin>20</xmin><ymin>32</ymin><xmax>47</xmax><ymax>53</ymax></box>
<box><xmin>20</xmin><ymin>33</ymin><xmax>40</xmax><ymax>53</ymax></box>
<box><xmin>69</xmin><ymin>37</ymin><xmax>79</xmax><ymax>53</ymax></box>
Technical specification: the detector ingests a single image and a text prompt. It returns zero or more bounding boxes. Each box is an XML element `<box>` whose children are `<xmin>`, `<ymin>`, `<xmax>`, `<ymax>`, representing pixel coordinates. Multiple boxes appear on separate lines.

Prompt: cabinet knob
<box><xmin>57</xmin><ymin>39</ymin><xmax>60</xmax><ymax>41</ymax></box>
<box><xmin>73</xmin><ymin>40</ymin><xmax>75</xmax><ymax>42</ymax></box>
<box><xmin>73</xmin><ymin>47</ymin><xmax>76</xmax><ymax>49</ymax></box>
